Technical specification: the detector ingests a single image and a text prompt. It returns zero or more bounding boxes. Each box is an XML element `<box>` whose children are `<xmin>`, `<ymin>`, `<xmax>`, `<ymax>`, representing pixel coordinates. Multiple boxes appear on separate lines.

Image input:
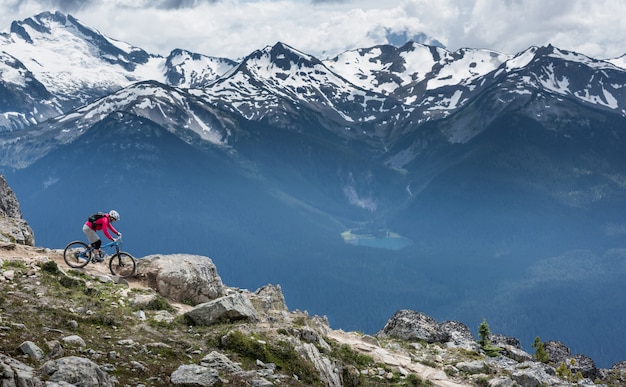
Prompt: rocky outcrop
<box><xmin>376</xmin><ymin>308</ymin><xmax>607</xmax><ymax>387</ymax></box>
<box><xmin>377</xmin><ymin>309</ymin><xmax>447</xmax><ymax>343</ymax></box>
<box><xmin>0</xmin><ymin>175</ymin><xmax>34</xmax><ymax>245</ymax></box>
<box><xmin>545</xmin><ymin>340</ymin><xmax>571</xmax><ymax>364</ymax></box>
<box><xmin>184</xmin><ymin>291</ymin><xmax>259</xmax><ymax>325</ymax></box>
<box><xmin>376</xmin><ymin>309</ymin><xmax>477</xmax><ymax>350</ymax></box>
<box><xmin>490</xmin><ymin>334</ymin><xmax>533</xmax><ymax>362</ymax></box>
<box><xmin>136</xmin><ymin>254</ymin><xmax>225</xmax><ymax>304</ymax></box>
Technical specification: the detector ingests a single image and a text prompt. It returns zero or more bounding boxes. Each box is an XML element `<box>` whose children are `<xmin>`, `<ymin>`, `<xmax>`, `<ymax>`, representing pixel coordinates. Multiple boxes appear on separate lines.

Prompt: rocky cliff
<box><xmin>0</xmin><ymin>175</ymin><xmax>34</xmax><ymax>246</ymax></box>
<box><xmin>0</xmin><ymin>178</ymin><xmax>625</xmax><ymax>386</ymax></box>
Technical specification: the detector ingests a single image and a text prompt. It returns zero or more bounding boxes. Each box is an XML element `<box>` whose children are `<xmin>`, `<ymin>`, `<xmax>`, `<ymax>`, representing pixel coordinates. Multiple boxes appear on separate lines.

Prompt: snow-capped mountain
<box><xmin>2</xmin><ymin>11</ymin><xmax>626</xmax><ymax>369</ymax></box>
<box><xmin>0</xmin><ymin>11</ymin><xmax>236</xmax><ymax>132</ymax></box>
<box><xmin>199</xmin><ymin>42</ymin><xmax>405</xmax><ymax>142</ymax></box>
<box><xmin>2</xmin><ymin>11</ymin><xmax>625</xmax><ymax>150</ymax></box>
<box><xmin>164</xmin><ymin>48</ymin><xmax>236</xmax><ymax>89</ymax></box>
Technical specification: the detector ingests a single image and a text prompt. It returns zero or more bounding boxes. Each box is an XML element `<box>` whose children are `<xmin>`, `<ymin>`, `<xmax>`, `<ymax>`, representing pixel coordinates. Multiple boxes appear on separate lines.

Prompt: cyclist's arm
<box><xmin>103</xmin><ymin>218</ymin><xmax>119</xmax><ymax>240</ymax></box>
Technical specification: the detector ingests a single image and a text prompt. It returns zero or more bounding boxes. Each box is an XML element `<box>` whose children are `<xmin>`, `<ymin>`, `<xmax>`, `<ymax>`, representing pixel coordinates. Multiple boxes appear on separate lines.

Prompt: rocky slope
<box><xmin>0</xmin><ymin>177</ymin><xmax>625</xmax><ymax>387</ymax></box>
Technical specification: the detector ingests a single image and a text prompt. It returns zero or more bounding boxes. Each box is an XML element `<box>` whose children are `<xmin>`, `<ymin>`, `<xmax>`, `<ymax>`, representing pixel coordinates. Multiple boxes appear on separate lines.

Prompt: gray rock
<box><xmin>456</xmin><ymin>360</ymin><xmax>489</xmax><ymax>374</ymax></box>
<box><xmin>18</xmin><ymin>341</ymin><xmax>44</xmax><ymax>361</ymax></box>
<box><xmin>0</xmin><ymin>176</ymin><xmax>23</xmax><ymax>218</ymax></box>
<box><xmin>152</xmin><ymin>310</ymin><xmax>175</xmax><ymax>324</ymax></box>
<box><xmin>170</xmin><ymin>364</ymin><xmax>223</xmax><ymax>386</ymax></box>
<box><xmin>61</xmin><ymin>335</ymin><xmax>86</xmax><ymax>348</ymax></box>
<box><xmin>376</xmin><ymin>309</ymin><xmax>446</xmax><ymax>343</ymax></box>
<box><xmin>544</xmin><ymin>340</ymin><xmax>570</xmax><ymax>364</ymax></box>
<box><xmin>501</xmin><ymin>344</ymin><xmax>533</xmax><ymax>363</ymax></box>
<box><xmin>570</xmin><ymin>353</ymin><xmax>600</xmax><ymax>380</ymax></box>
<box><xmin>39</xmin><ymin>356</ymin><xmax>113</xmax><ymax>386</ymax></box>
<box><xmin>46</xmin><ymin>340</ymin><xmax>64</xmax><ymax>359</ymax></box>
<box><xmin>0</xmin><ymin>353</ymin><xmax>41</xmax><ymax>385</ymax></box>
<box><xmin>137</xmin><ymin>254</ymin><xmax>224</xmax><ymax>304</ymax></box>
<box><xmin>129</xmin><ymin>293</ymin><xmax>158</xmax><ymax>307</ymax></box>
<box><xmin>254</xmin><ymin>284</ymin><xmax>288</xmax><ymax>312</ymax></box>
<box><xmin>440</xmin><ymin>320</ymin><xmax>479</xmax><ymax>350</ymax></box>
<box><xmin>185</xmin><ymin>292</ymin><xmax>259</xmax><ymax>326</ymax></box>
<box><xmin>295</xmin><ymin>342</ymin><xmax>342</xmax><ymax>387</ymax></box>
<box><xmin>488</xmin><ymin>376</ymin><xmax>516</xmax><ymax>387</ymax></box>
<box><xmin>490</xmin><ymin>334</ymin><xmax>522</xmax><ymax>349</ymax></box>
<box><xmin>609</xmin><ymin>360</ymin><xmax>626</xmax><ymax>383</ymax></box>
<box><xmin>377</xmin><ymin>310</ymin><xmax>475</xmax><ymax>348</ymax></box>
<box><xmin>200</xmin><ymin>351</ymin><xmax>243</xmax><ymax>374</ymax></box>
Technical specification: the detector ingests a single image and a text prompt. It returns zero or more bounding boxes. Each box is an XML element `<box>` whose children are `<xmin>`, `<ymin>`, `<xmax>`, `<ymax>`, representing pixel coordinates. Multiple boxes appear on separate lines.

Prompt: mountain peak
<box><xmin>248</xmin><ymin>41</ymin><xmax>320</xmax><ymax>68</ymax></box>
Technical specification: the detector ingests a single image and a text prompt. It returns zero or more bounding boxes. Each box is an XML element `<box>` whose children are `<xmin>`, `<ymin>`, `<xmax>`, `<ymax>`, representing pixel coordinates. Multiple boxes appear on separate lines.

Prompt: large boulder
<box><xmin>377</xmin><ymin>309</ymin><xmax>472</xmax><ymax>346</ymax></box>
<box><xmin>609</xmin><ymin>361</ymin><xmax>626</xmax><ymax>384</ymax></box>
<box><xmin>0</xmin><ymin>175</ymin><xmax>34</xmax><ymax>245</ymax></box>
<box><xmin>170</xmin><ymin>364</ymin><xmax>223</xmax><ymax>386</ymax></box>
<box><xmin>0</xmin><ymin>353</ymin><xmax>42</xmax><ymax>385</ymax></box>
<box><xmin>184</xmin><ymin>292</ymin><xmax>259</xmax><ymax>326</ymax></box>
<box><xmin>439</xmin><ymin>320</ymin><xmax>479</xmax><ymax>350</ymax></box>
<box><xmin>39</xmin><ymin>356</ymin><xmax>113</xmax><ymax>386</ymax></box>
<box><xmin>544</xmin><ymin>340</ymin><xmax>571</xmax><ymax>364</ymax></box>
<box><xmin>570</xmin><ymin>353</ymin><xmax>601</xmax><ymax>380</ymax></box>
<box><xmin>490</xmin><ymin>334</ymin><xmax>533</xmax><ymax>362</ymax></box>
<box><xmin>136</xmin><ymin>254</ymin><xmax>225</xmax><ymax>304</ymax></box>
<box><xmin>377</xmin><ymin>310</ymin><xmax>444</xmax><ymax>342</ymax></box>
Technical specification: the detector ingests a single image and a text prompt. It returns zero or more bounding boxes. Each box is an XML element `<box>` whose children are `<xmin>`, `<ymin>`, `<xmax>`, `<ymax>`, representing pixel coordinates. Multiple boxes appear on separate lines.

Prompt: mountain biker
<box><xmin>83</xmin><ymin>210</ymin><xmax>122</xmax><ymax>260</ymax></box>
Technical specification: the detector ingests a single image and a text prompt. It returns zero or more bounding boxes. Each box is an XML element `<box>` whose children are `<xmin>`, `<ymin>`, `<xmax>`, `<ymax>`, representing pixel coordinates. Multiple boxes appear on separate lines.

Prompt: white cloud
<box><xmin>0</xmin><ymin>0</ymin><xmax>624</xmax><ymax>60</ymax></box>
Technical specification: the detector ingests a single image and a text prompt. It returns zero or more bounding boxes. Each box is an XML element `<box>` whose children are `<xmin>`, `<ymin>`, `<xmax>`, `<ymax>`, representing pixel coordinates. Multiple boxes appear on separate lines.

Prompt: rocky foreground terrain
<box><xmin>0</xmin><ymin>175</ymin><xmax>625</xmax><ymax>387</ymax></box>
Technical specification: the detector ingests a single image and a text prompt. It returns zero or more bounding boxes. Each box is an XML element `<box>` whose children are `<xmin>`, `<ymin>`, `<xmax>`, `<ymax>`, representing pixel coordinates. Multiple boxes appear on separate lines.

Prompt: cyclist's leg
<box><xmin>83</xmin><ymin>224</ymin><xmax>101</xmax><ymax>257</ymax></box>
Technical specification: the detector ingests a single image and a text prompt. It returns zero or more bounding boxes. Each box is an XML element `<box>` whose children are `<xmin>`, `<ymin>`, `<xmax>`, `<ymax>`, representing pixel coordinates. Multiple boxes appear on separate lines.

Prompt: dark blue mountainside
<box><xmin>1</xmin><ymin>11</ymin><xmax>626</xmax><ymax>368</ymax></box>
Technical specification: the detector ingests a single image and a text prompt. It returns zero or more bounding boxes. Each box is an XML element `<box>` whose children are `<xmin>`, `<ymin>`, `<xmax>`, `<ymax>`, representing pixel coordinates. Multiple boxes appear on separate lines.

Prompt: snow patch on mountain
<box><xmin>0</xmin><ymin>12</ymin><xmax>159</xmax><ymax>105</ymax></box>
<box><xmin>326</xmin><ymin>43</ymin><xmax>510</xmax><ymax>98</ymax></box>
<box><xmin>607</xmin><ymin>54</ymin><xmax>626</xmax><ymax>70</ymax></box>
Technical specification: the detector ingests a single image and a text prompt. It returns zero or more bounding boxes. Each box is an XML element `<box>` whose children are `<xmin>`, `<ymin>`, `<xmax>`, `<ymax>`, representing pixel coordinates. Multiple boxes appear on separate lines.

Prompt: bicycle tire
<box><xmin>108</xmin><ymin>252</ymin><xmax>136</xmax><ymax>278</ymax></box>
<box><xmin>63</xmin><ymin>241</ymin><xmax>91</xmax><ymax>268</ymax></box>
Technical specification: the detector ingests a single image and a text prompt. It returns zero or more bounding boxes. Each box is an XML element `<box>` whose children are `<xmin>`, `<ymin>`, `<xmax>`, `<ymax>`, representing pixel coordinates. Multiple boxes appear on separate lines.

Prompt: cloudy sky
<box><xmin>0</xmin><ymin>0</ymin><xmax>624</xmax><ymax>60</ymax></box>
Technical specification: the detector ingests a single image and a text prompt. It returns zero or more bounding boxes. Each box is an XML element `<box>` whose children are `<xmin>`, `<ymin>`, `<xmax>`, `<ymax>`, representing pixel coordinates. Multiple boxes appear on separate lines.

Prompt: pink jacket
<box><xmin>85</xmin><ymin>214</ymin><xmax>119</xmax><ymax>240</ymax></box>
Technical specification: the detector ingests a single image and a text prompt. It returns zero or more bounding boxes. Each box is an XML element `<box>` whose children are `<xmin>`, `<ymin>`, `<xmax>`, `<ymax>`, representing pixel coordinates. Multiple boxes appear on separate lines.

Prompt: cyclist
<box><xmin>83</xmin><ymin>210</ymin><xmax>122</xmax><ymax>260</ymax></box>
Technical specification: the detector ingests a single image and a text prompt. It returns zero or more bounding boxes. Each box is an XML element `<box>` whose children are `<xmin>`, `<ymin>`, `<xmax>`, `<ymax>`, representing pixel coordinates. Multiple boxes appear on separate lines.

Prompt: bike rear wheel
<box><xmin>109</xmin><ymin>252</ymin><xmax>136</xmax><ymax>278</ymax></box>
<box><xmin>63</xmin><ymin>241</ymin><xmax>91</xmax><ymax>268</ymax></box>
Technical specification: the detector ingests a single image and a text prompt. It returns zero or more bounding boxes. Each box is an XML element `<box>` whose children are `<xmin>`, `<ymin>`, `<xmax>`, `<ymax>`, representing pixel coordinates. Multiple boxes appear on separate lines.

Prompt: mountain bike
<box><xmin>63</xmin><ymin>237</ymin><xmax>136</xmax><ymax>278</ymax></box>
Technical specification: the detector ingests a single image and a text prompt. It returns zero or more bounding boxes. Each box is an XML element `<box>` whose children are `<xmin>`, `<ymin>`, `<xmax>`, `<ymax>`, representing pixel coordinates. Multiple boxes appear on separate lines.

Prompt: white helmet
<box><xmin>109</xmin><ymin>210</ymin><xmax>120</xmax><ymax>221</ymax></box>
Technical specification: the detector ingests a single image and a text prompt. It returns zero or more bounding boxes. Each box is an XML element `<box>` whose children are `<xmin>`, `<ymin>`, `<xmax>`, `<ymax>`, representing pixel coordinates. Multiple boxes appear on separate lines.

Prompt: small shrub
<box><xmin>292</xmin><ymin>316</ymin><xmax>307</xmax><ymax>327</ymax></box>
<box><xmin>40</xmin><ymin>261</ymin><xmax>59</xmax><ymax>274</ymax></box>
<box><xmin>478</xmin><ymin>318</ymin><xmax>501</xmax><ymax>357</ymax></box>
<box><xmin>59</xmin><ymin>275</ymin><xmax>83</xmax><ymax>288</ymax></box>
<box><xmin>341</xmin><ymin>365</ymin><xmax>361</xmax><ymax>387</ymax></box>
<box><xmin>532</xmin><ymin>336</ymin><xmax>549</xmax><ymax>363</ymax></box>
<box><xmin>405</xmin><ymin>373</ymin><xmax>433</xmax><ymax>386</ymax></box>
<box><xmin>330</xmin><ymin>342</ymin><xmax>373</xmax><ymax>368</ymax></box>
<box><xmin>144</xmin><ymin>296</ymin><xmax>176</xmax><ymax>312</ymax></box>
<box><xmin>478</xmin><ymin>318</ymin><xmax>490</xmax><ymax>347</ymax></box>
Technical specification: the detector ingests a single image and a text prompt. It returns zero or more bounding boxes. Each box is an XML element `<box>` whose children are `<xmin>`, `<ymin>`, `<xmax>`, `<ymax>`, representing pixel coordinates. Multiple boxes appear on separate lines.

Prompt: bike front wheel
<box><xmin>63</xmin><ymin>241</ymin><xmax>91</xmax><ymax>268</ymax></box>
<box><xmin>109</xmin><ymin>252</ymin><xmax>136</xmax><ymax>278</ymax></box>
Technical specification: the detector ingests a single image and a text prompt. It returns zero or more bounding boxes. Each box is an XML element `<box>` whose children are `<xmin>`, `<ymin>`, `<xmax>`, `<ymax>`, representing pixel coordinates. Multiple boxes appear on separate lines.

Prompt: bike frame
<box><xmin>86</xmin><ymin>238</ymin><xmax>122</xmax><ymax>256</ymax></box>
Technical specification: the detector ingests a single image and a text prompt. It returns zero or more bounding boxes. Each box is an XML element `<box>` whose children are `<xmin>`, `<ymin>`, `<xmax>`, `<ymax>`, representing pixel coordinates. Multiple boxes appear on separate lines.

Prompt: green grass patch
<box><xmin>220</xmin><ymin>329</ymin><xmax>322</xmax><ymax>386</ymax></box>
